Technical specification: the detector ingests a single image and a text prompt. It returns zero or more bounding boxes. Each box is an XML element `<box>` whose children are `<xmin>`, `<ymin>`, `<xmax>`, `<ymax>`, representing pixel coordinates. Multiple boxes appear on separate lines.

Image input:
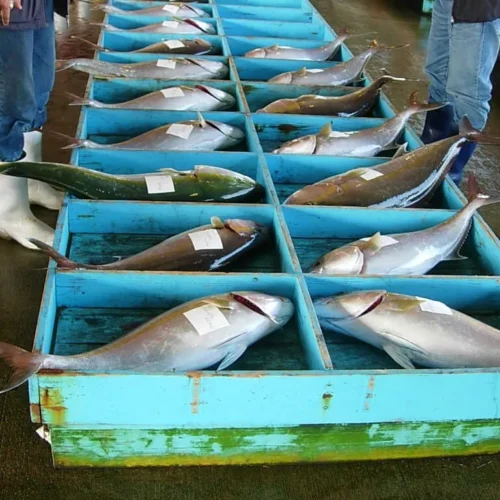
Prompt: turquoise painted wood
<box><xmin>26</xmin><ymin>0</ymin><xmax>500</xmax><ymax>466</ymax></box>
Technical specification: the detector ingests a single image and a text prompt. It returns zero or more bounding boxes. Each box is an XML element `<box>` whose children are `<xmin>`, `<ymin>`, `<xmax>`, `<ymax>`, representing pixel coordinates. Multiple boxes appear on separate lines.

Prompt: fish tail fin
<box><xmin>55</xmin><ymin>59</ymin><xmax>77</xmax><ymax>72</ymax></box>
<box><xmin>70</xmin><ymin>36</ymin><xmax>106</xmax><ymax>52</ymax></box>
<box><xmin>48</xmin><ymin>130</ymin><xmax>90</xmax><ymax>150</ymax></box>
<box><xmin>0</xmin><ymin>342</ymin><xmax>44</xmax><ymax>395</ymax></box>
<box><xmin>66</xmin><ymin>92</ymin><xmax>102</xmax><ymax>108</ymax></box>
<box><xmin>458</xmin><ymin>116</ymin><xmax>500</xmax><ymax>145</ymax></box>
<box><xmin>466</xmin><ymin>174</ymin><xmax>500</xmax><ymax>208</ymax></box>
<box><xmin>28</xmin><ymin>239</ymin><xmax>80</xmax><ymax>269</ymax></box>
<box><xmin>406</xmin><ymin>91</ymin><xmax>448</xmax><ymax>113</ymax></box>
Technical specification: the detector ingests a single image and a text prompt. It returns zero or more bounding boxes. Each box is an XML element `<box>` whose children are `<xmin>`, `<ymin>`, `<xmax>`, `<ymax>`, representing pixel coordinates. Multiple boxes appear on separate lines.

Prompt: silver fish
<box><xmin>68</xmin><ymin>85</ymin><xmax>235</xmax><ymax>111</ymax></box>
<box><xmin>273</xmin><ymin>92</ymin><xmax>445</xmax><ymax>156</ymax></box>
<box><xmin>61</xmin><ymin>113</ymin><xmax>245</xmax><ymax>152</ymax></box>
<box><xmin>244</xmin><ymin>40</ymin><xmax>345</xmax><ymax>61</ymax></box>
<box><xmin>95</xmin><ymin>3</ymin><xmax>209</xmax><ymax>17</ymax></box>
<box><xmin>314</xmin><ymin>290</ymin><xmax>500</xmax><ymax>369</ymax></box>
<box><xmin>55</xmin><ymin>57</ymin><xmax>228</xmax><ymax>80</ymax></box>
<box><xmin>0</xmin><ymin>292</ymin><xmax>295</xmax><ymax>394</ymax></box>
<box><xmin>268</xmin><ymin>40</ymin><xmax>408</xmax><ymax>85</ymax></box>
<box><xmin>93</xmin><ymin>18</ymin><xmax>216</xmax><ymax>34</ymax></box>
<box><xmin>311</xmin><ymin>175</ymin><xmax>500</xmax><ymax>275</ymax></box>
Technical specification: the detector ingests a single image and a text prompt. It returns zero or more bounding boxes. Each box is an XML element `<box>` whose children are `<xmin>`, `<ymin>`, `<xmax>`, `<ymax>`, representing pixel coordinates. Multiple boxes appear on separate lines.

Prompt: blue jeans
<box><xmin>425</xmin><ymin>0</ymin><xmax>500</xmax><ymax>131</ymax></box>
<box><xmin>0</xmin><ymin>15</ymin><xmax>55</xmax><ymax>161</ymax></box>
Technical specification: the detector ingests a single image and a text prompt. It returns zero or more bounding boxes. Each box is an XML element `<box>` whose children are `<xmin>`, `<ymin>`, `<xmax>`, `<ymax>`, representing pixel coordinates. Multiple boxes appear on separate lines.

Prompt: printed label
<box><xmin>156</xmin><ymin>59</ymin><xmax>177</xmax><ymax>69</ymax></box>
<box><xmin>160</xmin><ymin>87</ymin><xmax>185</xmax><ymax>98</ymax></box>
<box><xmin>162</xmin><ymin>4</ymin><xmax>179</xmax><ymax>13</ymax></box>
<box><xmin>361</xmin><ymin>235</ymin><xmax>398</xmax><ymax>248</ymax></box>
<box><xmin>163</xmin><ymin>39</ymin><xmax>185</xmax><ymax>49</ymax></box>
<box><xmin>189</xmin><ymin>228</ymin><xmax>223</xmax><ymax>250</ymax></box>
<box><xmin>360</xmin><ymin>169</ymin><xmax>383</xmax><ymax>181</ymax></box>
<box><xmin>167</xmin><ymin>123</ymin><xmax>194</xmax><ymax>139</ymax></box>
<box><xmin>145</xmin><ymin>175</ymin><xmax>175</xmax><ymax>194</ymax></box>
<box><xmin>184</xmin><ymin>304</ymin><xmax>230</xmax><ymax>336</ymax></box>
<box><xmin>417</xmin><ymin>297</ymin><xmax>453</xmax><ymax>316</ymax></box>
<box><xmin>162</xmin><ymin>21</ymin><xmax>180</xmax><ymax>28</ymax></box>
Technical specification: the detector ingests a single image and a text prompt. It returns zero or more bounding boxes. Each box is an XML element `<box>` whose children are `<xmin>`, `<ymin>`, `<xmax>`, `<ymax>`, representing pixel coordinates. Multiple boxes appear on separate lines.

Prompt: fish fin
<box><xmin>28</xmin><ymin>239</ymin><xmax>83</xmax><ymax>269</ymax></box>
<box><xmin>66</xmin><ymin>92</ymin><xmax>102</xmax><ymax>108</ymax></box>
<box><xmin>383</xmin><ymin>332</ymin><xmax>429</xmax><ymax>356</ymax></box>
<box><xmin>0</xmin><ymin>342</ymin><xmax>45</xmax><ymax>394</ymax></box>
<box><xmin>231</xmin><ymin>292</ymin><xmax>280</xmax><ymax>325</ymax></box>
<box><xmin>362</xmin><ymin>232</ymin><xmax>384</xmax><ymax>252</ymax></box>
<box><xmin>457</xmin><ymin>117</ymin><xmax>500</xmax><ymax>145</ymax></box>
<box><xmin>383</xmin><ymin>344</ymin><xmax>416</xmax><ymax>370</ymax></box>
<box><xmin>157</xmin><ymin>168</ymin><xmax>181</xmax><ymax>174</ymax></box>
<box><xmin>210</xmin><ymin>216</ymin><xmax>224</xmax><ymax>229</ymax></box>
<box><xmin>48</xmin><ymin>131</ymin><xmax>89</xmax><ymax>150</ymax></box>
<box><xmin>385</xmin><ymin>296</ymin><xmax>423</xmax><ymax>313</ymax></box>
<box><xmin>392</xmin><ymin>142</ymin><xmax>408</xmax><ymax>159</ymax></box>
<box><xmin>202</xmin><ymin>298</ymin><xmax>235</xmax><ymax>310</ymax></box>
<box><xmin>318</xmin><ymin>122</ymin><xmax>332</xmax><ymax>138</ymax></box>
<box><xmin>406</xmin><ymin>91</ymin><xmax>448</xmax><ymax>113</ymax></box>
<box><xmin>55</xmin><ymin>59</ymin><xmax>77</xmax><ymax>72</ymax></box>
<box><xmin>443</xmin><ymin>249</ymin><xmax>468</xmax><ymax>261</ymax></box>
<box><xmin>197</xmin><ymin>111</ymin><xmax>207</xmax><ymax>128</ymax></box>
<box><xmin>297</xmin><ymin>67</ymin><xmax>308</xmax><ymax>76</ymax></box>
<box><xmin>466</xmin><ymin>173</ymin><xmax>500</xmax><ymax>207</ymax></box>
<box><xmin>217</xmin><ymin>344</ymin><xmax>247</xmax><ymax>371</ymax></box>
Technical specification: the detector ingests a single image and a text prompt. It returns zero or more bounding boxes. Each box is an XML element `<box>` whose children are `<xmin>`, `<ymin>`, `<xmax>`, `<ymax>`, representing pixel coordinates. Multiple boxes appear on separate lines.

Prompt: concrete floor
<box><xmin>2</xmin><ymin>0</ymin><xmax>500</xmax><ymax>498</ymax></box>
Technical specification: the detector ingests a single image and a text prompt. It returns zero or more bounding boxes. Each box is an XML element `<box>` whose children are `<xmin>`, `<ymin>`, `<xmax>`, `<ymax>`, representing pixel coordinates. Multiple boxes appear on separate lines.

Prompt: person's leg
<box><xmin>28</xmin><ymin>20</ymin><xmax>64</xmax><ymax>210</ymax></box>
<box><xmin>0</xmin><ymin>28</ymin><xmax>54</xmax><ymax>249</ymax></box>
<box><xmin>445</xmin><ymin>19</ymin><xmax>500</xmax><ymax>183</ymax></box>
<box><xmin>421</xmin><ymin>0</ymin><xmax>457</xmax><ymax>144</ymax></box>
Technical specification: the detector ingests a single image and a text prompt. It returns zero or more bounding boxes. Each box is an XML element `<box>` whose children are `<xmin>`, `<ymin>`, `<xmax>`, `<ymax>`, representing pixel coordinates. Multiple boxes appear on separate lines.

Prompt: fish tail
<box><xmin>49</xmin><ymin>130</ymin><xmax>92</xmax><ymax>150</ymax></box>
<box><xmin>466</xmin><ymin>174</ymin><xmax>500</xmax><ymax>208</ymax></box>
<box><xmin>407</xmin><ymin>91</ymin><xmax>448</xmax><ymax>113</ymax></box>
<box><xmin>459</xmin><ymin>116</ymin><xmax>500</xmax><ymax>145</ymax></box>
<box><xmin>70</xmin><ymin>36</ymin><xmax>107</xmax><ymax>52</ymax></box>
<box><xmin>66</xmin><ymin>92</ymin><xmax>103</xmax><ymax>108</ymax></box>
<box><xmin>0</xmin><ymin>342</ymin><xmax>45</xmax><ymax>395</ymax></box>
<box><xmin>28</xmin><ymin>239</ymin><xmax>82</xmax><ymax>269</ymax></box>
<box><xmin>55</xmin><ymin>59</ymin><xmax>77</xmax><ymax>72</ymax></box>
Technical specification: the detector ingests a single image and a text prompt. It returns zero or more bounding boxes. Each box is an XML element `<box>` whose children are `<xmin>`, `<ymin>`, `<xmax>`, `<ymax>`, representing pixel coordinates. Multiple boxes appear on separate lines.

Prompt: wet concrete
<box><xmin>2</xmin><ymin>0</ymin><xmax>500</xmax><ymax>498</ymax></box>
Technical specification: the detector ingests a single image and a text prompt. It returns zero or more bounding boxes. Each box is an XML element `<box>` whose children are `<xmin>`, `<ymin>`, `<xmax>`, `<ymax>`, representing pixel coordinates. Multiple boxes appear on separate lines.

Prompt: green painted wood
<box><xmin>49</xmin><ymin>419</ymin><xmax>500</xmax><ymax>467</ymax></box>
<box><xmin>423</xmin><ymin>0</ymin><xmax>434</xmax><ymax>14</ymax></box>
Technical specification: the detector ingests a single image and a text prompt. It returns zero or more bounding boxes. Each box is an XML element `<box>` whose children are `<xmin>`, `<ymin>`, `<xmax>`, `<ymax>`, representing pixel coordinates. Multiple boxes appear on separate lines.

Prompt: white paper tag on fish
<box><xmin>162</xmin><ymin>4</ymin><xmax>179</xmax><ymax>13</ymax></box>
<box><xmin>361</xmin><ymin>235</ymin><xmax>398</xmax><ymax>248</ymax></box>
<box><xmin>36</xmin><ymin>426</ymin><xmax>52</xmax><ymax>445</ymax></box>
<box><xmin>307</xmin><ymin>69</ymin><xmax>324</xmax><ymax>73</ymax></box>
<box><xmin>157</xmin><ymin>59</ymin><xmax>177</xmax><ymax>69</ymax></box>
<box><xmin>417</xmin><ymin>297</ymin><xmax>453</xmax><ymax>316</ymax></box>
<box><xmin>360</xmin><ymin>169</ymin><xmax>383</xmax><ymax>181</ymax></box>
<box><xmin>189</xmin><ymin>228</ymin><xmax>223</xmax><ymax>250</ymax></box>
<box><xmin>184</xmin><ymin>304</ymin><xmax>230</xmax><ymax>335</ymax></box>
<box><xmin>167</xmin><ymin>123</ymin><xmax>193</xmax><ymax>139</ymax></box>
<box><xmin>163</xmin><ymin>39</ymin><xmax>185</xmax><ymax>49</ymax></box>
<box><xmin>162</xmin><ymin>21</ymin><xmax>179</xmax><ymax>28</ymax></box>
<box><xmin>161</xmin><ymin>87</ymin><xmax>185</xmax><ymax>98</ymax></box>
<box><xmin>145</xmin><ymin>175</ymin><xmax>175</xmax><ymax>194</ymax></box>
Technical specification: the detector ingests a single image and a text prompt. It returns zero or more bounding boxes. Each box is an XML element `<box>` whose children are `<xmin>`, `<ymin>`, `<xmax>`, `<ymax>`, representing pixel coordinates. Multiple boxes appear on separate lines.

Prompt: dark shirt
<box><xmin>453</xmin><ymin>0</ymin><xmax>500</xmax><ymax>23</ymax></box>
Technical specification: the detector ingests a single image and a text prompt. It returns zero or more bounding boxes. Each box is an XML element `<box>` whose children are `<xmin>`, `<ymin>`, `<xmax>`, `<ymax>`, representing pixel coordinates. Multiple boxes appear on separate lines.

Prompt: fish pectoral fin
<box><xmin>197</xmin><ymin>111</ymin><xmax>207</xmax><ymax>128</ymax></box>
<box><xmin>157</xmin><ymin>168</ymin><xmax>181</xmax><ymax>175</ymax></box>
<box><xmin>443</xmin><ymin>248</ymin><xmax>468</xmax><ymax>261</ymax></box>
<box><xmin>383</xmin><ymin>344</ymin><xmax>416</xmax><ymax>370</ymax></box>
<box><xmin>393</xmin><ymin>142</ymin><xmax>409</xmax><ymax>159</ymax></box>
<box><xmin>202</xmin><ymin>298</ymin><xmax>236</xmax><ymax>310</ymax></box>
<box><xmin>210</xmin><ymin>216</ymin><xmax>225</xmax><ymax>229</ymax></box>
<box><xmin>217</xmin><ymin>344</ymin><xmax>247</xmax><ymax>371</ymax></box>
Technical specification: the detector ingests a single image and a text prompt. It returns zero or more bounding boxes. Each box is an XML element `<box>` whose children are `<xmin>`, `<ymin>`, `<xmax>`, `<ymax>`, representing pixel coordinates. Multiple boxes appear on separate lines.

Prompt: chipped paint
<box><xmin>40</xmin><ymin>388</ymin><xmax>68</xmax><ymax>426</ymax></box>
<box><xmin>322</xmin><ymin>392</ymin><xmax>333</xmax><ymax>411</ymax></box>
<box><xmin>364</xmin><ymin>376</ymin><xmax>376</xmax><ymax>411</ymax></box>
<box><xmin>191</xmin><ymin>375</ymin><xmax>201</xmax><ymax>414</ymax></box>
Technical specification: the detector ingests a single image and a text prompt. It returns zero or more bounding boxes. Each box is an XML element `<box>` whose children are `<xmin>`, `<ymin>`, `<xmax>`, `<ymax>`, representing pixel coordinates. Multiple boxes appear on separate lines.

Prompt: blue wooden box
<box><xmin>28</xmin><ymin>0</ymin><xmax>500</xmax><ymax>466</ymax></box>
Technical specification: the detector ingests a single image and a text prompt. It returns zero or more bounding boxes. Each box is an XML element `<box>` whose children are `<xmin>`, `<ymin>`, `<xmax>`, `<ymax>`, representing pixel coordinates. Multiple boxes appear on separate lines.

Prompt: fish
<box><xmin>258</xmin><ymin>72</ymin><xmax>415</xmax><ymax>117</ymax></box>
<box><xmin>268</xmin><ymin>40</ymin><xmax>408</xmax><ymax>85</ymax></box>
<box><xmin>94</xmin><ymin>3</ymin><xmax>209</xmax><ymax>17</ymax></box>
<box><xmin>92</xmin><ymin>18</ymin><xmax>216</xmax><ymax>34</ymax></box>
<box><xmin>68</xmin><ymin>85</ymin><xmax>235</xmax><ymax>111</ymax></box>
<box><xmin>0</xmin><ymin>291</ymin><xmax>295</xmax><ymax>394</ymax></box>
<box><xmin>273</xmin><ymin>92</ymin><xmax>445</xmax><ymax>156</ymax></box>
<box><xmin>283</xmin><ymin>116</ymin><xmax>500</xmax><ymax>207</ymax></box>
<box><xmin>314</xmin><ymin>290</ymin><xmax>500</xmax><ymax>369</ymax></box>
<box><xmin>52</xmin><ymin>114</ymin><xmax>244</xmax><ymax>152</ymax></box>
<box><xmin>0</xmin><ymin>164</ymin><xmax>264</xmax><ymax>202</ymax></box>
<box><xmin>55</xmin><ymin>57</ymin><xmax>227</xmax><ymax>80</ymax></box>
<box><xmin>310</xmin><ymin>175</ymin><xmax>500</xmax><ymax>275</ymax></box>
<box><xmin>71</xmin><ymin>36</ymin><xmax>215</xmax><ymax>55</ymax></box>
<box><xmin>244</xmin><ymin>40</ymin><xmax>346</xmax><ymax>62</ymax></box>
<box><xmin>30</xmin><ymin>217</ymin><xmax>269</xmax><ymax>271</ymax></box>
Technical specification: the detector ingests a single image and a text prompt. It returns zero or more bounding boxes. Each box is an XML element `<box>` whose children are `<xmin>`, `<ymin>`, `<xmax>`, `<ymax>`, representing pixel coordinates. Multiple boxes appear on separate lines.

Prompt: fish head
<box><xmin>273</xmin><ymin>135</ymin><xmax>317</xmax><ymax>155</ymax></box>
<box><xmin>231</xmin><ymin>292</ymin><xmax>295</xmax><ymax>328</ymax></box>
<box><xmin>207</xmin><ymin>120</ymin><xmax>245</xmax><ymax>144</ymax></box>
<box><xmin>268</xmin><ymin>72</ymin><xmax>292</xmax><ymax>84</ymax></box>
<box><xmin>225</xmin><ymin>219</ymin><xmax>270</xmax><ymax>241</ymax></box>
<box><xmin>194</xmin><ymin>166</ymin><xmax>263</xmax><ymax>199</ymax></box>
<box><xmin>196</xmin><ymin>85</ymin><xmax>236</xmax><ymax>108</ymax></box>
<box><xmin>245</xmin><ymin>48</ymin><xmax>266</xmax><ymax>58</ymax></box>
<box><xmin>314</xmin><ymin>290</ymin><xmax>388</xmax><ymax>330</ymax></box>
<box><xmin>310</xmin><ymin>245</ymin><xmax>364</xmax><ymax>275</ymax></box>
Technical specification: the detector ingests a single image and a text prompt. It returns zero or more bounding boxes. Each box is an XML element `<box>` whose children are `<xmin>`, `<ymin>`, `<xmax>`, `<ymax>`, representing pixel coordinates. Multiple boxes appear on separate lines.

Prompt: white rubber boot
<box><xmin>0</xmin><ymin>173</ymin><xmax>55</xmax><ymax>250</ymax></box>
<box><xmin>24</xmin><ymin>130</ymin><xmax>64</xmax><ymax>211</ymax></box>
